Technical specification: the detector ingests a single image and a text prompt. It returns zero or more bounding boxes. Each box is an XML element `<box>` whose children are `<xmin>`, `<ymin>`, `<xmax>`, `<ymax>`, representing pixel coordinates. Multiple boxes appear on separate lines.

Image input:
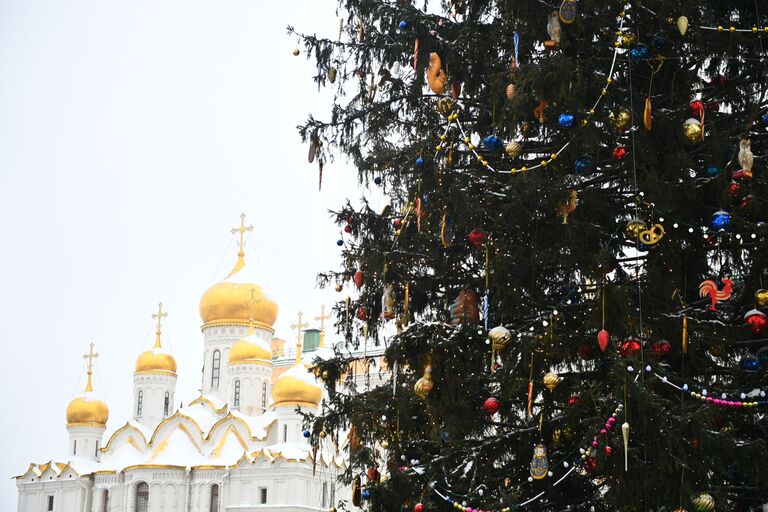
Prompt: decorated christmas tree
<box><xmin>292</xmin><ymin>1</ymin><xmax>768</xmax><ymax>510</ymax></box>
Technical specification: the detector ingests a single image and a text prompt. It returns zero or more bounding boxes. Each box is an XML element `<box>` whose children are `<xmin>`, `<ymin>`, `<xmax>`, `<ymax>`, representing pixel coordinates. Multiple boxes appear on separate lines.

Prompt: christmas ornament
<box><xmin>303</xmin><ymin>430</ymin><xmax>310</xmax><ymax>438</ymax></box>
<box><xmin>612</xmin><ymin>146</ymin><xmax>628</xmax><ymax>160</ymax></box>
<box><xmin>354</xmin><ymin>270</ymin><xmax>365</xmax><ymax>289</ymax></box>
<box><xmin>740</xmin><ymin>355</ymin><xmax>760</xmax><ymax>373</ymax></box>
<box><xmin>505</xmin><ymin>83</ymin><xmax>516</xmax><ymax>100</ymax></box>
<box><xmin>699</xmin><ymin>279</ymin><xmax>733</xmax><ymax>311</ymax></box>
<box><xmin>557</xmin><ymin>190</ymin><xmax>578</xmax><ymax>224</ymax></box>
<box><xmin>558</xmin><ymin>0</ymin><xmax>577</xmax><ymax>24</ymax></box>
<box><xmin>373</xmin><ymin>176</ymin><xmax>382</xmax><ymax>185</ymax></box>
<box><xmin>728</xmin><ymin>181</ymin><xmax>742</xmax><ymax>197</ymax></box>
<box><xmin>625</xmin><ymin>218</ymin><xmax>647</xmax><ymax>240</ymax></box>
<box><xmin>505</xmin><ymin>141</ymin><xmax>523</xmax><ymax>158</ymax></box>
<box><xmin>755</xmin><ymin>289</ymin><xmax>768</xmax><ymax>308</ymax></box>
<box><xmin>356</xmin><ymin>306</ymin><xmax>368</xmax><ymax>321</ymax></box>
<box><xmin>530</xmin><ymin>444</ymin><xmax>549</xmax><ymax>479</ymax></box>
<box><xmin>367</xmin><ymin>466</ymin><xmax>379</xmax><ymax>482</ymax></box>
<box><xmin>643</xmin><ymin>97</ymin><xmax>652</xmax><ymax>130</ymax></box>
<box><xmin>609</xmin><ymin>108</ymin><xmax>632</xmax><ymax>131</ymax></box>
<box><xmin>381</xmin><ymin>284</ymin><xmax>395</xmax><ymax>320</ymax></box>
<box><xmin>483</xmin><ymin>396</ymin><xmax>500</xmax><ymax>414</ymax></box>
<box><xmin>620</xmin><ymin>337</ymin><xmax>641</xmax><ymax>357</ymax></box>
<box><xmin>414</xmin><ymin>504</ymin><xmax>424</xmax><ymax>512</ymax></box>
<box><xmin>483</xmin><ymin>135</ymin><xmax>503</xmax><ymax>152</ymax></box>
<box><xmin>622</xmin><ymin>422</ymin><xmax>630</xmax><ymax>471</ymax></box>
<box><xmin>427</xmin><ymin>53</ymin><xmax>447</xmax><ymax>94</ymax></box>
<box><xmin>344</xmin><ymin>225</ymin><xmax>352</xmax><ymax>234</ymax></box>
<box><xmin>450</xmin><ymin>289</ymin><xmax>479</xmax><ymax>324</ymax></box>
<box><xmin>558</xmin><ymin>113</ymin><xmax>575</xmax><ymax>127</ymax></box>
<box><xmin>381</xmin><ymin>440</ymin><xmax>389</xmax><ymax>449</ymax></box>
<box><xmin>683</xmin><ymin>118</ymin><xmax>702</xmax><ymax>143</ymax></box>
<box><xmin>398</xmin><ymin>20</ymin><xmax>407</xmax><ymax>29</ymax></box>
<box><xmin>543</xmin><ymin>371</ymin><xmax>562</xmax><ymax>391</ymax></box>
<box><xmin>489</xmin><ymin>326</ymin><xmax>511</xmax><ymax>369</ymax></box>
<box><xmin>533</xmin><ymin>100</ymin><xmax>548</xmax><ymax>123</ymax></box>
<box><xmin>745</xmin><ymin>309</ymin><xmax>768</xmax><ymax>336</ymax></box>
<box><xmin>546</xmin><ymin>11</ymin><xmax>561</xmax><ymax>47</ymax></box>
<box><xmin>584</xmin><ymin>456</ymin><xmax>597</xmax><ymax>475</ymax></box>
<box><xmin>328</xmin><ymin>67</ymin><xmax>337</xmax><ymax>83</ymax></box>
<box><xmin>335</xmin><ymin>284</ymin><xmax>343</xmax><ymax>293</ymax></box>
<box><xmin>575</xmin><ymin>155</ymin><xmax>593</xmax><ymax>173</ymax></box>
<box><xmin>351</xmin><ymin>475</ymin><xmax>362</xmax><ymax>506</ymax></box>
<box><xmin>651</xmin><ymin>339</ymin><xmax>671</xmax><ymax>359</ymax></box>
<box><xmin>737</xmin><ymin>138</ymin><xmax>753</xmax><ymax>178</ymax></box>
<box><xmin>598</xmin><ymin>329</ymin><xmax>610</xmax><ymax>352</ymax></box>
<box><xmin>416</xmin><ymin>156</ymin><xmax>424</xmax><ymax>167</ymax></box>
<box><xmin>710</xmin><ymin>210</ymin><xmax>731</xmax><ymax>230</ymax></box>
<box><xmin>677</xmin><ymin>16</ymin><xmax>689</xmax><ymax>36</ymax></box>
<box><xmin>638</xmin><ymin>223</ymin><xmax>665</xmax><ymax>246</ymax></box>
<box><xmin>414</xmin><ymin>358</ymin><xmax>434</xmax><ymax>399</ymax></box>
<box><xmin>451</xmin><ymin>81</ymin><xmax>461</xmax><ymax>100</ymax></box>
<box><xmin>705</xmin><ymin>165</ymin><xmax>720</xmax><ymax>177</ymax></box>
<box><xmin>336</xmin><ymin>239</ymin><xmax>343</xmax><ymax>246</ymax></box>
<box><xmin>604</xmin><ymin>446</ymin><xmax>613</xmax><ymax>457</ymax></box>
<box><xmin>292</xmin><ymin>47</ymin><xmax>300</xmax><ymax>56</ymax></box>
<box><xmin>691</xmin><ymin>493</ymin><xmax>715</xmax><ymax>512</ymax></box>
<box><xmin>361</xmin><ymin>490</ymin><xmax>370</xmax><ymax>500</ymax></box>
<box><xmin>629</xmin><ymin>44</ymin><xmax>650</xmax><ymax>60</ymax></box>
<box><xmin>436</xmin><ymin>97</ymin><xmax>455</xmax><ymax>116</ymax></box>
<box><xmin>468</xmin><ymin>228</ymin><xmax>487</xmax><ymax>249</ymax></box>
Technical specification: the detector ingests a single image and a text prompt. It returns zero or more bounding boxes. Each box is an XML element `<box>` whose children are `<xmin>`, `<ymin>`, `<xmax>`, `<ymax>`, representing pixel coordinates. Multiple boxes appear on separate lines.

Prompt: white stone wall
<box><xmin>133</xmin><ymin>372</ymin><xmax>177</xmax><ymax>429</ymax></box>
<box><xmin>67</xmin><ymin>424</ymin><xmax>106</xmax><ymax>461</ymax></box>
<box><xmin>226</xmin><ymin>363</ymin><xmax>272</xmax><ymax>416</ymax></box>
<box><xmin>16</xmin><ymin>474</ymin><xmax>90</xmax><ymax>512</ymax></box>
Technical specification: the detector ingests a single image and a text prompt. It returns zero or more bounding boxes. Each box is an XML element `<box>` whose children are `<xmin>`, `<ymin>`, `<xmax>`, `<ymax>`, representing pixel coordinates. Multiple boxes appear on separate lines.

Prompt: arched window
<box><xmin>210</xmin><ymin>484</ymin><xmax>220</xmax><ymax>512</ymax></box>
<box><xmin>73</xmin><ymin>440</ymin><xmax>77</xmax><ymax>455</ymax></box>
<box><xmin>135</xmin><ymin>482</ymin><xmax>149</xmax><ymax>512</ymax></box>
<box><xmin>101</xmin><ymin>489</ymin><xmax>109</xmax><ymax>512</ymax></box>
<box><xmin>136</xmin><ymin>390</ymin><xmax>143</xmax><ymax>417</ymax></box>
<box><xmin>261</xmin><ymin>381</ymin><xmax>267</xmax><ymax>408</ymax></box>
<box><xmin>233</xmin><ymin>380</ymin><xmax>241</xmax><ymax>407</ymax></box>
<box><xmin>211</xmin><ymin>350</ymin><xmax>221</xmax><ymax>388</ymax></box>
<box><xmin>164</xmin><ymin>391</ymin><xmax>170</xmax><ymax>417</ymax></box>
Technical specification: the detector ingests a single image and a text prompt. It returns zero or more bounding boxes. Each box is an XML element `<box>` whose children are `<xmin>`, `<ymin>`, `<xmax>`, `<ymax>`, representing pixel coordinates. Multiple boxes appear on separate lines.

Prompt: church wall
<box><xmin>16</xmin><ymin>477</ymin><xmax>89</xmax><ymax>512</ymax></box>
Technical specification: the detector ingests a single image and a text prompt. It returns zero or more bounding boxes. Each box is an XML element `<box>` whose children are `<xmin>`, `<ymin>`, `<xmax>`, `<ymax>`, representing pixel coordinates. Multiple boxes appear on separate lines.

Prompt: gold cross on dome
<box><xmin>315</xmin><ymin>305</ymin><xmax>331</xmax><ymax>347</ymax></box>
<box><xmin>244</xmin><ymin>287</ymin><xmax>263</xmax><ymax>331</ymax></box>
<box><xmin>231</xmin><ymin>213</ymin><xmax>254</xmax><ymax>254</ymax></box>
<box><xmin>83</xmin><ymin>342</ymin><xmax>99</xmax><ymax>375</ymax></box>
<box><xmin>152</xmin><ymin>302</ymin><xmax>168</xmax><ymax>335</ymax></box>
<box><xmin>290</xmin><ymin>311</ymin><xmax>309</xmax><ymax>363</ymax></box>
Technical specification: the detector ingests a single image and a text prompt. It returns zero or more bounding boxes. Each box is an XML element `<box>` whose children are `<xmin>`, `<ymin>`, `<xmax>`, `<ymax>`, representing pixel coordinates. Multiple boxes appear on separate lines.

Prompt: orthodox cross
<box><xmin>82</xmin><ymin>342</ymin><xmax>99</xmax><ymax>392</ymax></box>
<box><xmin>315</xmin><ymin>305</ymin><xmax>331</xmax><ymax>348</ymax></box>
<box><xmin>152</xmin><ymin>302</ymin><xmax>168</xmax><ymax>335</ymax></box>
<box><xmin>291</xmin><ymin>311</ymin><xmax>309</xmax><ymax>363</ymax></box>
<box><xmin>231</xmin><ymin>213</ymin><xmax>254</xmax><ymax>254</ymax></box>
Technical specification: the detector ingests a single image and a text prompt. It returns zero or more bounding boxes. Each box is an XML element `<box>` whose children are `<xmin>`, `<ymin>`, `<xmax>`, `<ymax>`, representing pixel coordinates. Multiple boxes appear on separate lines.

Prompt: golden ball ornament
<box><xmin>329</xmin><ymin>507</ymin><xmax>337</xmax><ymax>512</ymax></box>
<box><xmin>683</xmin><ymin>118</ymin><xmax>702</xmax><ymax>143</ymax></box>
<box><xmin>322</xmin><ymin>370</ymin><xmax>330</xmax><ymax>380</ymax></box>
<box><xmin>755</xmin><ymin>289</ymin><xmax>768</xmax><ymax>308</ymax></box>
<box><xmin>504</xmin><ymin>141</ymin><xmax>523</xmax><ymax>159</ymax></box>
<box><xmin>543</xmin><ymin>371</ymin><xmax>562</xmax><ymax>392</ymax></box>
<box><xmin>519</xmin><ymin>121</ymin><xmax>531</xmax><ymax>137</ymax></box>
<box><xmin>610</xmin><ymin>108</ymin><xmax>632</xmax><ymax>131</ymax></box>
<box><xmin>691</xmin><ymin>493</ymin><xmax>715</xmax><ymax>512</ymax></box>
<box><xmin>621</xmin><ymin>33</ymin><xmax>637</xmax><ymax>46</ymax></box>
<box><xmin>292</xmin><ymin>48</ymin><xmax>300</xmax><ymax>56</ymax></box>
<box><xmin>626</xmin><ymin>218</ymin><xmax>647</xmax><ymax>239</ymax></box>
<box><xmin>381</xmin><ymin>440</ymin><xmax>390</xmax><ymax>449</ymax></box>
<box><xmin>320</xmin><ymin>431</ymin><xmax>327</xmax><ymax>439</ymax></box>
<box><xmin>489</xmin><ymin>325</ymin><xmax>512</xmax><ymax>351</ymax></box>
<box><xmin>335</xmin><ymin>284</ymin><xmax>343</xmax><ymax>292</ymax></box>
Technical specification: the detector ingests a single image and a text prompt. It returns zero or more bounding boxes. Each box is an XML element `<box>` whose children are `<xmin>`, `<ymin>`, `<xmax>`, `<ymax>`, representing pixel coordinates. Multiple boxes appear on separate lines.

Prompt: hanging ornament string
<box><xmin>437</xmin><ymin>8</ymin><xmax>628</xmax><ymax>175</ymax></box>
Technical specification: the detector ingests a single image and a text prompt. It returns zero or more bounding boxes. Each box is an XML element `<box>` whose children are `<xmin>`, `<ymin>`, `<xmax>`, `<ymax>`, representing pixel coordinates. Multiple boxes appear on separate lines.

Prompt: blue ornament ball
<box><xmin>704</xmin><ymin>165</ymin><xmax>720</xmax><ymax>177</ymax></box>
<box><xmin>558</xmin><ymin>113</ymin><xmax>575</xmax><ymax>128</ymax></box>
<box><xmin>336</xmin><ymin>239</ymin><xmax>344</xmax><ymax>247</ymax></box>
<box><xmin>482</xmin><ymin>135</ymin><xmax>503</xmax><ymax>152</ymax></box>
<box><xmin>374</xmin><ymin>176</ymin><xmax>382</xmax><ymax>185</ymax></box>
<box><xmin>362</xmin><ymin>490</ymin><xmax>371</xmax><ymax>499</ymax></box>
<box><xmin>303</xmin><ymin>430</ymin><xmax>311</xmax><ymax>438</ymax></box>
<box><xmin>710</xmin><ymin>210</ymin><xmax>731</xmax><ymax>231</ymax></box>
<box><xmin>629</xmin><ymin>44</ymin><xmax>650</xmax><ymax>60</ymax></box>
<box><xmin>416</xmin><ymin>156</ymin><xmax>424</xmax><ymax>166</ymax></box>
<box><xmin>398</xmin><ymin>20</ymin><xmax>407</xmax><ymax>29</ymax></box>
<box><xmin>762</xmin><ymin>113</ymin><xmax>768</xmax><ymax>125</ymax></box>
<box><xmin>739</xmin><ymin>356</ymin><xmax>760</xmax><ymax>373</ymax></box>
<box><xmin>575</xmin><ymin>156</ymin><xmax>594</xmax><ymax>173</ymax></box>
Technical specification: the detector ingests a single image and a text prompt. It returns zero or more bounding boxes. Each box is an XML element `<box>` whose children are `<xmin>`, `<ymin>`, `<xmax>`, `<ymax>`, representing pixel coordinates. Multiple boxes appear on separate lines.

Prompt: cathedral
<box><xmin>15</xmin><ymin>215</ymin><xmax>376</xmax><ymax>512</ymax></box>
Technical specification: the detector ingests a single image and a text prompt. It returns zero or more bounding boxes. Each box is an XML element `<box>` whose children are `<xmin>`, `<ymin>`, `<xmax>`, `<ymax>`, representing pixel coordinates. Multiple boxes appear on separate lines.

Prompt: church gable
<box><xmin>101</xmin><ymin>422</ymin><xmax>149</xmax><ymax>455</ymax></box>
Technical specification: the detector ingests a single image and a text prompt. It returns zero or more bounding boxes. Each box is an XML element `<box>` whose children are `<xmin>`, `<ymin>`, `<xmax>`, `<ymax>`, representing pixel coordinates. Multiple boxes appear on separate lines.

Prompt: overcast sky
<box><xmin>0</xmin><ymin>1</ymin><xmax>375</xmax><ymax>508</ymax></box>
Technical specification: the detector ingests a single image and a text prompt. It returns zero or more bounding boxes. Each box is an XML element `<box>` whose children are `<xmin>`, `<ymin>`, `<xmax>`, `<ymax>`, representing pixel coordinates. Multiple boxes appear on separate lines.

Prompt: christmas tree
<box><xmin>291</xmin><ymin>1</ymin><xmax>768</xmax><ymax>509</ymax></box>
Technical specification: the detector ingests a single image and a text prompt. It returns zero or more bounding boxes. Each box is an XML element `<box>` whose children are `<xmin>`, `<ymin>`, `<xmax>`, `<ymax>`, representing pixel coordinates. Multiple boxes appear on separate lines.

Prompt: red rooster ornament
<box><xmin>699</xmin><ymin>279</ymin><xmax>733</xmax><ymax>311</ymax></box>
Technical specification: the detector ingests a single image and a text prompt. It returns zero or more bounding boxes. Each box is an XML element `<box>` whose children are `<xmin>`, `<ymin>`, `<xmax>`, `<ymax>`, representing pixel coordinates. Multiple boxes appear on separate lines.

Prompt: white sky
<box><xmin>0</xmin><ymin>1</ymin><xmax>377</xmax><ymax>508</ymax></box>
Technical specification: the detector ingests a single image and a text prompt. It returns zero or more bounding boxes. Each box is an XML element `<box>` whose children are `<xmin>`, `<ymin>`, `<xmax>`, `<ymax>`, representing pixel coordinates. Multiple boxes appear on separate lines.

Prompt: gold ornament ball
<box><xmin>621</xmin><ymin>33</ymin><xmax>637</xmax><ymax>46</ymax></box>
<box><xmin>489</xmin><ymin>325</ymin><xmax>512</xmax><ymax>350</ymax></box>
<box><xmin>683</xmin><ymin>118</ymin><xmax>702</xmax><ymax>143</ymax></box>
<box><xmin>505</xmin><ymin>141</ymin><xmax>523</xmax><ymax>159</ymax></box>
<box><xmin>626</xmin><ymin>218</ymin><xmax>647</xmax><ymax>239</ymax></box>
<box><xmin>543</xmin><ymin>371</ymin><xmax>562</xmax><ymax>392</ymax></box>
<box><xmin>292</xmin><ymin>48</ymin><xmax>300</xmax><ymax>56</ymax></box>
<box><xmin>755</xmin><ymin>289</ymin><xmax>768</xmax><ymax>308</ymax></box>
<box><xmin>381</xmin><ymin>440</ymin><xmax>390</xmax><ymax>449</ymax></box>
<box><xmin>610</xmin><ymin>108</ymin><xmax>632</xmax><ymax>131</ymax></box>
<box><xmin>329</xmin><ymin>507</ymin><xmax>337</xmax><ymax>512</ymax></box>
<box><xmin>691</xmin><ymin>493</ymin><xmax>715</xmax><ymax>512</ymax></box>
<box><xmin>335</xmin><ymin>284</ymin><xmax>343</xmax><ymax>292</ymax></box>
<box><xmin>519</xmin><ymin>121</ymin><xmax>531</xmax><ymax>137</ymax></box>
<box><xmin>322</xmin><ymin>370</ymin><xmax>330</xmax><ymax>380</ymax></box>
<box><xmin>319</xmin><ymin>431</ymin><xmax>327</xmax><ymax>439</ymax></box>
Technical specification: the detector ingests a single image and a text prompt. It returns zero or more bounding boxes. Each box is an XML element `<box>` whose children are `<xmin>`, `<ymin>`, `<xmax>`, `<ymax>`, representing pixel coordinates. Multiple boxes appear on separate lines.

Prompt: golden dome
<box><xmin>272</xmin><ymin>335</ymin><xmax>322</xmax><ymax>407</ymax></box>
<box><xmin>135</xmin><ymin>303</ymin><xmax>177</xmax><ymax>374</ymax></box>
<box><xmin>66</xmin><ymin>359</ymin><xmax>108</xmax><ymax>427</ymax></box>
<box><xmin>229</xmin><ymin>332</ymin><xmax>272</xmax><ymax>364</ymax></box>
<box><xmin>199</xmin><ymin>251</ymin><xmax>278</xmax><ymax>329</ymax></box>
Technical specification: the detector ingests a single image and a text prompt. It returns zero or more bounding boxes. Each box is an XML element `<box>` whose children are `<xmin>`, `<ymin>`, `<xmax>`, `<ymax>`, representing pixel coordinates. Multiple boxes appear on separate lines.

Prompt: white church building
<box><xmin>14</xmin><ymin>216</ymin><xmax>385</xmax><ymax>512</ymax></box>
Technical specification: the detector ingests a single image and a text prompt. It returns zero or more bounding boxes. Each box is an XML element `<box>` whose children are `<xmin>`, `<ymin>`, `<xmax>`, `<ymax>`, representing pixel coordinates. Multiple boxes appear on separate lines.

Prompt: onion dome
<box><xmin>229</xmin><ymin>323</ymin><xmax>273</xmax><ymax>364</ymax></box>
<box><xmin>272</xmin><ymin>329</ymin><xmax>322</xmax><ymax>407</ymax></box>
<box><xmin>135</xmin><ymin>303</ymin><xmax>177</xmax><ymax>374</ymax></box>
<box><xmin>66</xmin><ymin>345</ymin><xmax>109</xmax><ymax>426</ymax></box>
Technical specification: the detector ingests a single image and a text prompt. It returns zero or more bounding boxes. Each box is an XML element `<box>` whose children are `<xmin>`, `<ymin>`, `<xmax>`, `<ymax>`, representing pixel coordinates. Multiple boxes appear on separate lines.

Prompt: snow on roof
<box><xmin>205</xmin><ymin>427</ymin><xmax>248</xmax><ymax>465</ymax></box>
<box><xmin>179</xmin><ymin>402</ymin><xmax>225</xmax><ymax>434</ymax></box>
<box><xmin>263</xmin><ymin>442</ymin><xmax>312</xmax><ymax>463</ymax></box>
<box><xmin>150</xmin><ymin>425</ymin><xmax>206</xmax><ymax>467</ymax></box>
<box><xmin>230</xmin><ymin>409</ymin><xmax>277</xmax><ymax>439</ymax></box>
<box><xmin>278</xmin><ymin>363</ymin><xmax>322</xmax><ymax>388</ymax></box>
<box><xmin>238</xmin><ymin>333</ymin><xmax>272</xmax><ymax>354</ymax></box>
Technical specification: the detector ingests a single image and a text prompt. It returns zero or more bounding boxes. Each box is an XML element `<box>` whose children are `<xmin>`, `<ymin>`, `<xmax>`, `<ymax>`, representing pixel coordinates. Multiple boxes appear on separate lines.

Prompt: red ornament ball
<box><xmin>468</xmin><ymin>228</ymin><xmax>487</xmax><ymax>249</ymax></box>
<box><xmin>483</xmin><ymin>397</ymin><xmax>500</xmax><ymax>414</ymax></box>
<box><xmin>367</xmin><ymin>466</ymin><xmax>379</xmax><ymax>481</ymax></box>
<box><xmin>393</xmin><ymin>219</ymin><xmax>403</xmax><ymax>229</ymax></box>
<box><xmin>414</xmin><ymin>504</ymin><xmax>424</xmax><ymax>512</ymax></box>
<box><xmin>612</xmin><ymin>146</ymin><xmax>628</xmax><ymax>161</ymax></box>
<box><xmin>567</xmin><ymin>396</ymin><xmax>580</xmax><ymax>406</ymax></box>
<box><xmin>597</xmin><ymin>329</ymin><xmax>610</xmax><ymax>352</ymax></box>
<box><xmin>620</xmin><ymin>337</ymin><xmax>641</xmax><ymax>358</ymax></box>
<box><xmin>344</xmin><ymin>225</ymin><xmax>353</xmax><ymax>233</ymax></box>
<box><xmin>689</xmin><ymin>100</ymin><xmax>705</xmax><ymax>117</ymax></box>
<box><xmin>583</xmin><ymin>456</ymin><xmax>597</xmax><ymax>475</ymax></box>
<box><xmin>577</xmin><ymin>342</ymin><xmax>594</xmax><ymax>360</ymax></box>
<box><xmin>651</xmin><ymin>339</ymin><xmax>671</xmax><ymax>360</ymax></box>
<box><xmin>745</xmin><ymin>309</ymin><xmax>768</xmax><ymax>336</ymax></box>
<box><xmin>353</xmin><ymin>270</ymin><xmax>365</xmax><ymax>290</ymax></box>
<box><xmin>728</xmin><ymin>182</ymin><xmax>741</xmax><ymax>197</ymax></box>
<box><xmin>604</xmin><ymin>446</ymin><xmax>613</xmax><ymax>457</ymax></box>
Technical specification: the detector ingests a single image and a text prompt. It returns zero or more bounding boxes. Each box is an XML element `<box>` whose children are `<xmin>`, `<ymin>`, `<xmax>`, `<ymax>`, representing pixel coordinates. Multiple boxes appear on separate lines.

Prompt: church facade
<box><xmin>14</xmin><ymin>216</ymin><xmax>372</xmax><ymax>512</ymax></box>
